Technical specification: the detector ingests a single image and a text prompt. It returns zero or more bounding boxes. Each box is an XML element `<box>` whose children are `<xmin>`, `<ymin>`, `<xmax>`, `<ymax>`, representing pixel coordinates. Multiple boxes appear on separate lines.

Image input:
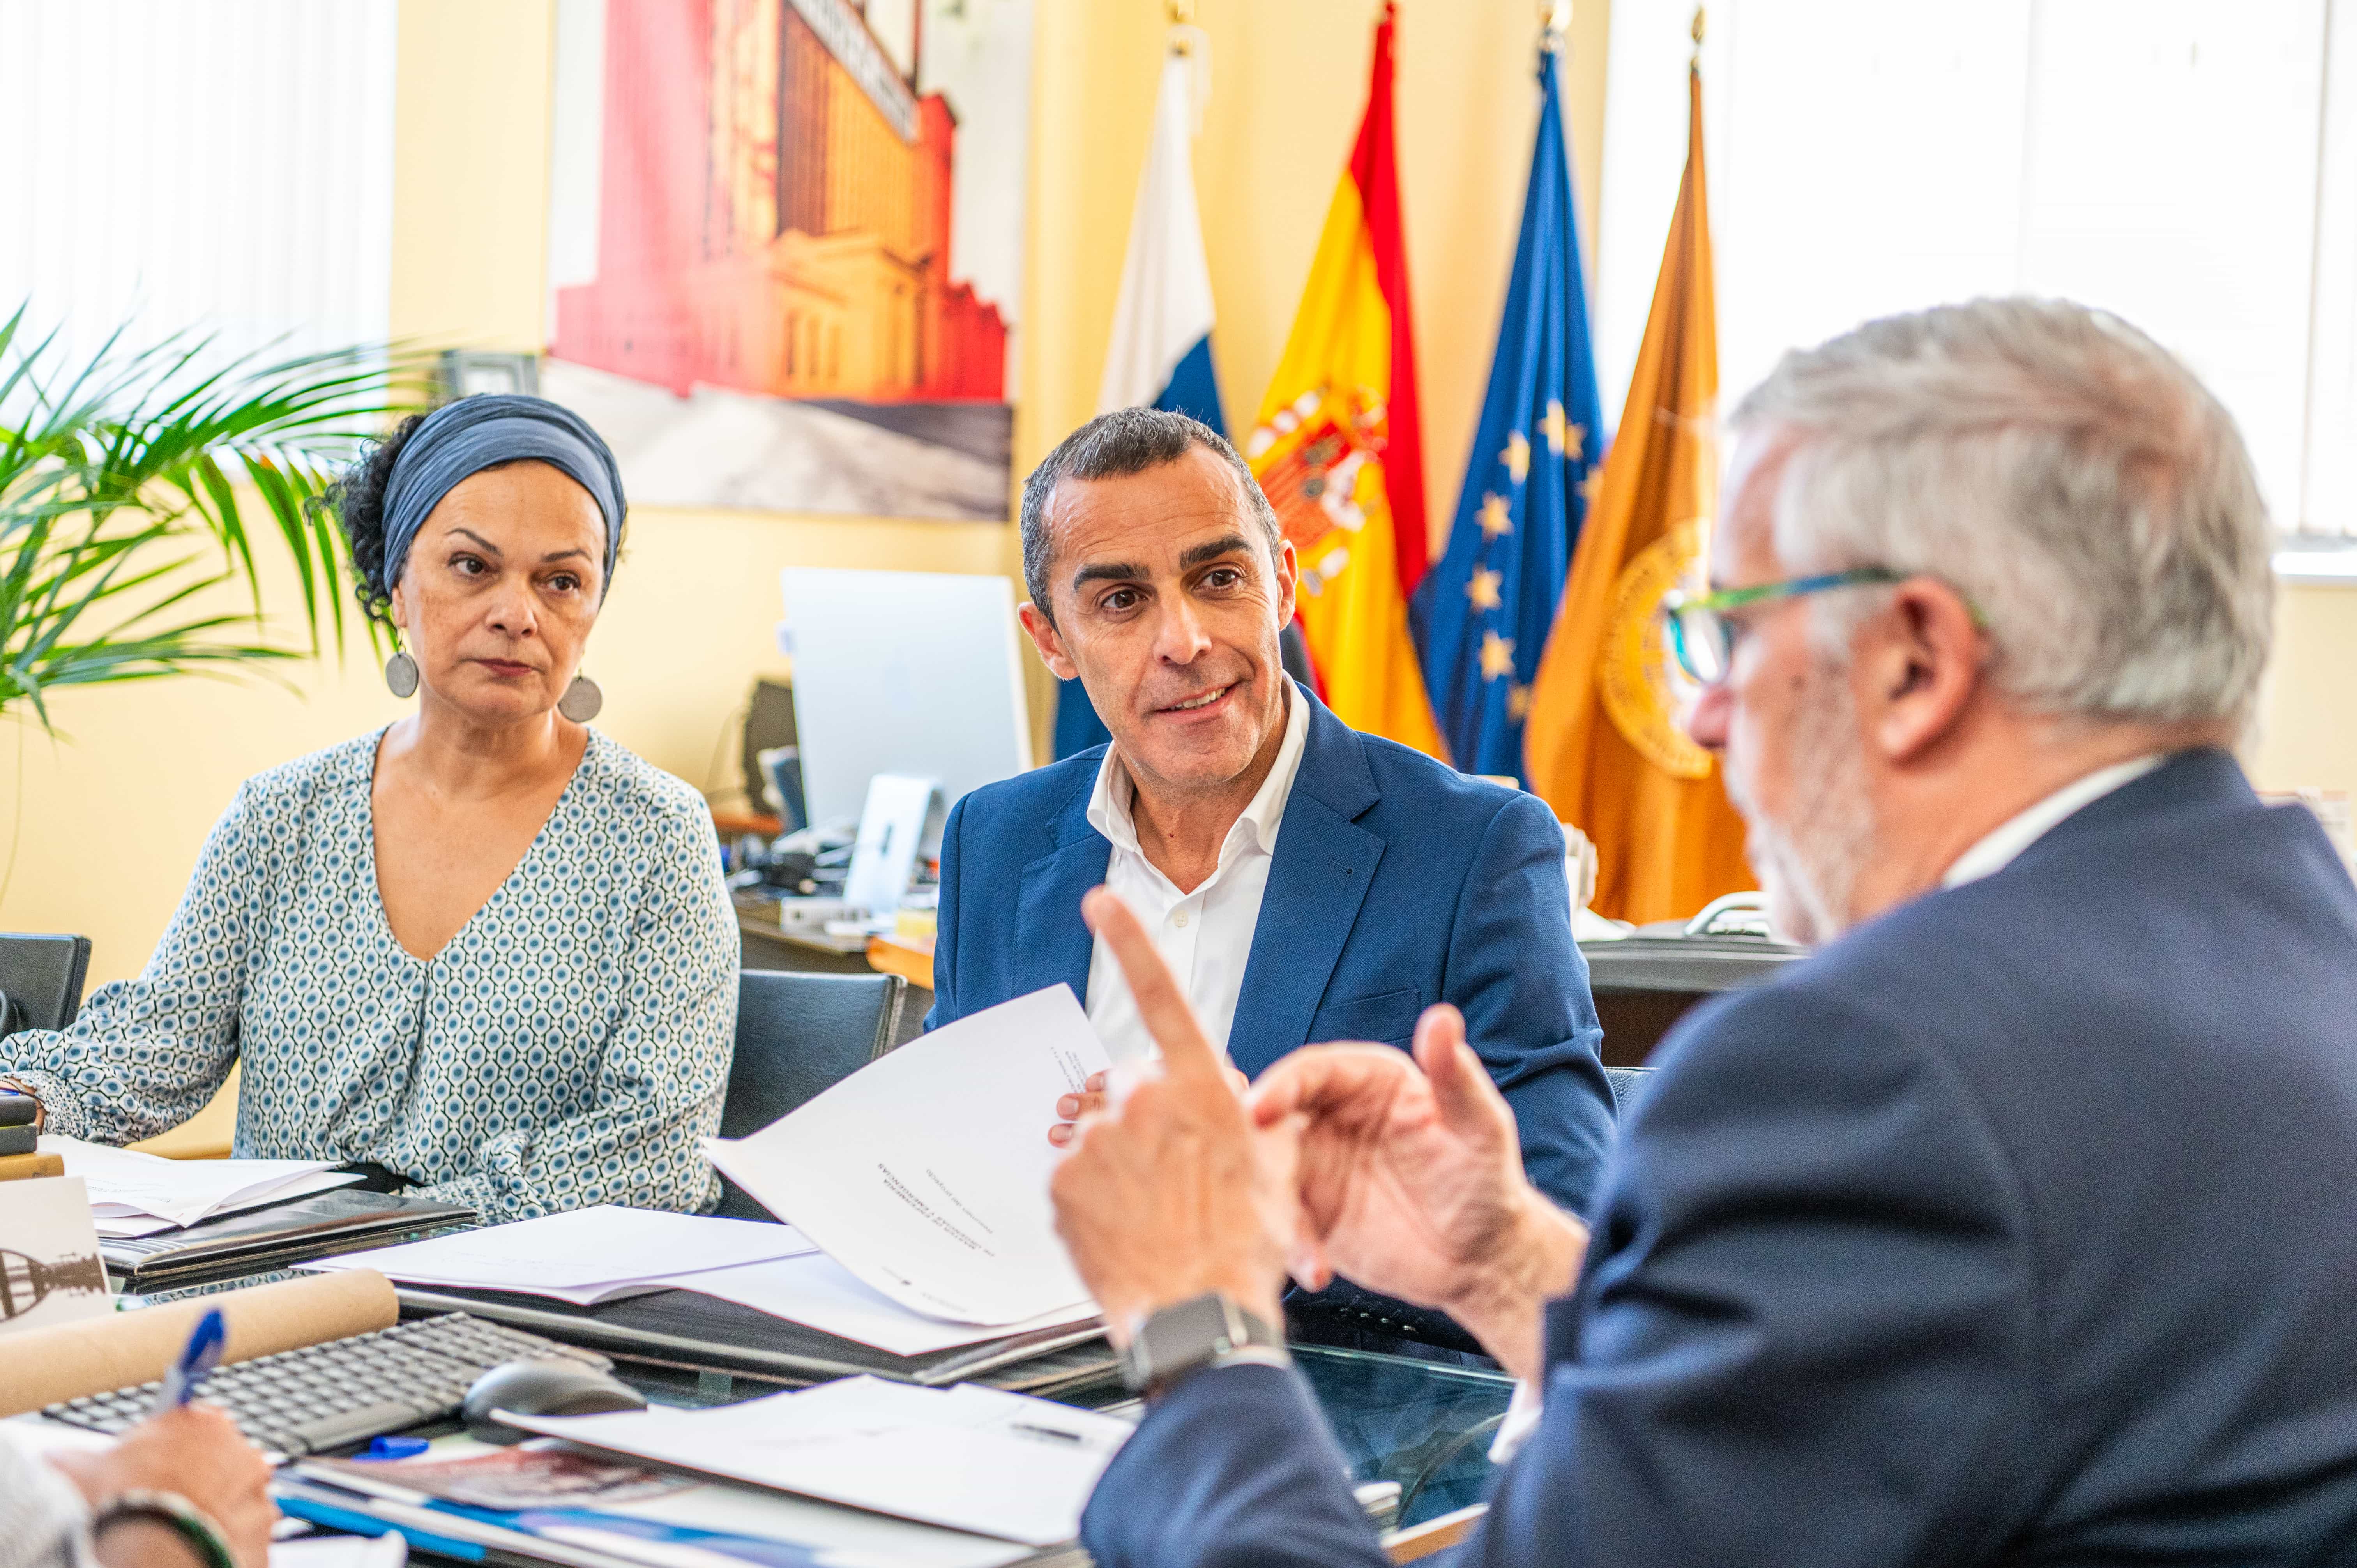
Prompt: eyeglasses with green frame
<box><xmin>1659</xmin><ymin>568</ymin><xmax>1905</xmax><ymax>686</ymax></box>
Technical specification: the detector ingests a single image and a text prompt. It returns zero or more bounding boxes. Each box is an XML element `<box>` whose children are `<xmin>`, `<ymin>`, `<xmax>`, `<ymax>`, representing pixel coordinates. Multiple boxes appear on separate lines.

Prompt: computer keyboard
<box><xmin>42</xmin><ymin>1313</ymin><xmax>612</xmax><ymax>1460</ymax></box>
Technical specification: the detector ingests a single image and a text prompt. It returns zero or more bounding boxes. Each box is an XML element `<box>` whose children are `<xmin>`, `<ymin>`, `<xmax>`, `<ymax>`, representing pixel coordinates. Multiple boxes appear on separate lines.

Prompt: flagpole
<box><xmin>1541</xmin><ymin>1</ymin><xmax>1573</xmax><ymax>53</ymax></box>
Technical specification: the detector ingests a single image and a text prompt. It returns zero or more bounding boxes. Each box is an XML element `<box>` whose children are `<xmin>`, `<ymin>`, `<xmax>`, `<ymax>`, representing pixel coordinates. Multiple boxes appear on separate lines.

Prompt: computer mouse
<box><xmin>461</xmin><ymin>1358</ymin><xmax>647</xmax><ymax>1445</ymax></box>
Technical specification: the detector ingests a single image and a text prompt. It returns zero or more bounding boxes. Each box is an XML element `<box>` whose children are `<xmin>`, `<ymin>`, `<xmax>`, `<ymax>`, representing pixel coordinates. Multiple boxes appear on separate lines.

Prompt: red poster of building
<box><xmin>544</xmin><ymin>0</ymin><xmax>1029</xmax><ymax>520</ymax></box>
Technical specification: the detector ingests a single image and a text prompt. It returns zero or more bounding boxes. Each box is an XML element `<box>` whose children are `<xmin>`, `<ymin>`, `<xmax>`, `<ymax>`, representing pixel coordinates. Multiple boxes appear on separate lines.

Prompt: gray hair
<box><xmin>1730</xmin><ymin>297</ymin><xmax>2275</xmax><ymax>729</ymax></box>
<box><xmin>1019</xmin><ymin>408</ymin><xmax>1283</xmax><ymax>626</ymax></box>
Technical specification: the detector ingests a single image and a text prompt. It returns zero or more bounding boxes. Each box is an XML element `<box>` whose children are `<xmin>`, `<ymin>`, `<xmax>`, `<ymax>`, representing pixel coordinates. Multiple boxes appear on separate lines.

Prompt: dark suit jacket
<box><xmin>927</xmin><ymin>681</ymin><xmax>1616</xmax><ymax>1213</ymax></box>
<box><xmin>1081</xmin><ymin>749</ymin><xmax>2357</xmax><ymax>1567</ymax></box>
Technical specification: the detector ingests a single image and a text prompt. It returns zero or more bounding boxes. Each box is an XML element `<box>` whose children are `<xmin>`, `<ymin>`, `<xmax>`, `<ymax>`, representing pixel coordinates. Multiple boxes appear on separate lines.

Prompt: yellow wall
<box><xmin>6</xmin><ymin>0</ymin><xmax>2352</xmax><ymax>1020</ymax></box>
<box><xmin>0</xmin><ymin>0</ymin><xmax>1598</xmax><ymax>992</ymax></box>
<box><xmin>2253</xmin><ymin>584</ymin><xmax>2357</xmax><ymax>810</ymax></box>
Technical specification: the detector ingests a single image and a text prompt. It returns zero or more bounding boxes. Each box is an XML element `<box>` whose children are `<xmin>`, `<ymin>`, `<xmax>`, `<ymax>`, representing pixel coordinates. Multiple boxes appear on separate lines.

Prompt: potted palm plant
<box><xmin>0</xmin><ymin>305</ymin><xmax>425</xmax><ymax>732</ymax></box>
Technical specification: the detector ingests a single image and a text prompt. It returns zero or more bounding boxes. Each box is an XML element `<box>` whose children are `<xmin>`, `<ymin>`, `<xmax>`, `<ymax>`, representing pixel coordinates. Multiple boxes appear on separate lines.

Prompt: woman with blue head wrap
<box><xmin>0</xmin><ymin>395</ymin><xmax>738</xmax><ymax>1222</ymax></box>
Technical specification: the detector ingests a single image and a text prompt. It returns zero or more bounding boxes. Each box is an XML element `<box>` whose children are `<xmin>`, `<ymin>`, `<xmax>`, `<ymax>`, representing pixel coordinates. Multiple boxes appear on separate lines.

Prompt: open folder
<box><xmin>42</xmin><ymin>1135</ymin><xmax>363</xmax><ymax>1235</ymax></box>
<box><xmin>703</xmin><ymin>986</ymin><xmax>1110</xmax><ymax>1327</ymax></box>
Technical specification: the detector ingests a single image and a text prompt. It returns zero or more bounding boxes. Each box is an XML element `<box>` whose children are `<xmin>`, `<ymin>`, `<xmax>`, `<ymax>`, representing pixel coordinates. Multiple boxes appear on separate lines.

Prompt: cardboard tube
<box><xmin>0</xmin><ymin>1268</ymin><xmax>398</xmax><ymax>1417</ymax></box>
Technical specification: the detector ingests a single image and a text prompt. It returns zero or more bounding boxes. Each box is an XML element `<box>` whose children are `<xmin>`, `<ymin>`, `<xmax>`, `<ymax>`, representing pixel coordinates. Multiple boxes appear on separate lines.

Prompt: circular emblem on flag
<box><xmin>1597</xmin><ymin>516</ymin><xmax>1715</xmax><ymax>780</ymax></box>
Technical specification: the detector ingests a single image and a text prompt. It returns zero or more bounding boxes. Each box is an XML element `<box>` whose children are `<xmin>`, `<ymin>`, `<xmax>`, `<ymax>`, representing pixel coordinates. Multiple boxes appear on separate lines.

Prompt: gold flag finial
<box><xmin>1167</xmin><ymin>0</ymin><xmax>1196</xmax><ymax>25</ymax></box>
<box><xmin>1540</xmin><ymin>0</ymin><xmax>1573</xmax><ymax>51</ymax></box>
<box><xmin>1690</xmin><ymin>6</ymin><xmax>1706</xmax><ymax>58</ymax></box>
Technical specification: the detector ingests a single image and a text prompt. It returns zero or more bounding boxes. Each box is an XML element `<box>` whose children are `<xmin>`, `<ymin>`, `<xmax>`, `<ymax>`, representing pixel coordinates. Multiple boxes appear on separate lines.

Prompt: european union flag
<box><xmin>1410</xmin><ymin>46</ymin><xmax>1604</xmax><ymax>784</ymax></box>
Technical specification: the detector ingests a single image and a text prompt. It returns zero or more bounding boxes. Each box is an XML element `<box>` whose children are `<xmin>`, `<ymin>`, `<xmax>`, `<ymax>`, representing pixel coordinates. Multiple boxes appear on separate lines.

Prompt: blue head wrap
<box><xmin>378</xmin><ymin>394</ymin><xmax>627</xmax><ymax>593</ymax></box>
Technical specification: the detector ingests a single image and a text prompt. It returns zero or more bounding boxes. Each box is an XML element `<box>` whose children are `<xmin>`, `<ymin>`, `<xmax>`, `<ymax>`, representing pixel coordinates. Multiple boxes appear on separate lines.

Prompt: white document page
<box><xmin>303</xmin><ymin>1207</ymin><xmax>819</xmax><ymax>1305</ymax></box>
<box><xmin>671</xmin><ymin>1251</ymin><xmax>1099</xmax><ymax>1357</ymax></box>
<box><xmin>703</xmin><ymin>986</ymin><xmax>1109</xmax><ymax>1326</ymax></box>
<box><xmin>507</xmin><ymin>1376</ymin><xmax>1133</xmax><ymax>1547</ymax></box>
<box><xmin>41</xmin><ymin>1136</ymin><xmax>361</xmax><ymax>1229</ymax></box>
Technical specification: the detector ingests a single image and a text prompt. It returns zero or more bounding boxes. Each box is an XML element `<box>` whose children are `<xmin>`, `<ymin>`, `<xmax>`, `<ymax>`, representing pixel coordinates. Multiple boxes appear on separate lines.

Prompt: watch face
<box><xmin>1124</xmin><ymin>1292</ymin><xmax>1242</xmax><ymax>1391</ymax></box>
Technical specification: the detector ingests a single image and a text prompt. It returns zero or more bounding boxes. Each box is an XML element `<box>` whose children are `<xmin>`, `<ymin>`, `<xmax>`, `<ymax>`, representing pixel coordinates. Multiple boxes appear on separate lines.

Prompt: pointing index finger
<box><xmin>1082</xmin><ymin>885</ymin><xmax>1226</xmax><ymax>1083</ymax></box>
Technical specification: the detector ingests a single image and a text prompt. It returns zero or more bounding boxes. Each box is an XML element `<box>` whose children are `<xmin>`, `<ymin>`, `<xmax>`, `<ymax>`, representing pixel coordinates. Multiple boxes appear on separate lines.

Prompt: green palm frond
<box><xmin>0</xmin><ymin>304</ymin><xmax>431</xmax><ymax>734</ymax></box>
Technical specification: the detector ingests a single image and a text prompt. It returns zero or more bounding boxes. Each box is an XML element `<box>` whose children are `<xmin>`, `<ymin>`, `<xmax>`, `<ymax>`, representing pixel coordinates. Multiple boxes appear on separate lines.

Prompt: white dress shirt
<box><xmin>1486</xmin><ymin>750</ymin><xmax>2170</xmax><ymax>1466</ymax></box>
<box><xmin>1939</xmin><ymin>753</ymin><xmax>2165</xmax><ymax>888</ymax></box>
<box><xmin>1083</xmin><ymin>684</ymin><xmax>1311</xmax><ymax>1068</ymax></box>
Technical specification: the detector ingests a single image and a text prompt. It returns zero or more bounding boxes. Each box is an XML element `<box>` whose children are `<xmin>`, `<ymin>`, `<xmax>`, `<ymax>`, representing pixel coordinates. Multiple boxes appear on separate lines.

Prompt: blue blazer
<box><xmin>927</xmin><ymin>682</ymin><xmax>1616</xmax><ymax>1213</ymax></box>
<box><xmin>1079</xmin><ymin>749</ymin><xmax>2357</xmax><ymax>1567</ymax></box>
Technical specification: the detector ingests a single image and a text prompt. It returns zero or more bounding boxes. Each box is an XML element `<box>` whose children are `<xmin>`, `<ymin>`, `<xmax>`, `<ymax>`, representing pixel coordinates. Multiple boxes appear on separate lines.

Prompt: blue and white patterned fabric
<box><xmin>0</xmin><ymin>728</ymin><xmax>737</xmax><ymax>1222</ymax></box>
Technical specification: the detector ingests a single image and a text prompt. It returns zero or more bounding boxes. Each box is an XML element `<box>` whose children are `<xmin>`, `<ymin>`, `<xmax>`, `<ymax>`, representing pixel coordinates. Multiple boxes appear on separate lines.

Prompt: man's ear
<box><xmin>1018</xmin><ymin>600</ymin><xmax>1081</xmax><ymax>682</ymax></box>
<box><xmin>1270</xmin><ymin>536</ymin><xmax>1299</xmax><ymax>629</ymax></box>
<box><xmin>1861</xmin><ymin>578</ymin><xmax>1986</xmax><ymax>764</ymax></box>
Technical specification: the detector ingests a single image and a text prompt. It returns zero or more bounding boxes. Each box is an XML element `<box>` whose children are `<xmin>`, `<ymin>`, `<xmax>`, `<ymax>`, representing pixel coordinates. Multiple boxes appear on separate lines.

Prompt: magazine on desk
<box><xmin>284</xmin><ymin>1436</ymin><xmax>1046</xmax><ymax>1568</ymax></box>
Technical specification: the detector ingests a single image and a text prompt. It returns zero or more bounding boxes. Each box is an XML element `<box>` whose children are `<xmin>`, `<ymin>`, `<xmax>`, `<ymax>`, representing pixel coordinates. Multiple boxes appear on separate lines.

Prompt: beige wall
<box><xmin>0</xmin><ymin>0</ymin><xmax>1603</xmax><ymax>989</ymax></box>
<box><xmin>2253</xmin><ymin>584</ymin><xmax>2357</xmax><ymax>808</ymax></box>
<box><xmin>6</xmin><ymin>0</ymin><xmax>2352</xmax><ymax>1006</ymax></box>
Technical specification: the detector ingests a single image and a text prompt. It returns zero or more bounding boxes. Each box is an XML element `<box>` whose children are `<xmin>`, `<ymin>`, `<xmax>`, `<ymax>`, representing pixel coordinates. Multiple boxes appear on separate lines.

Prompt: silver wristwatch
<box><xmin>1118</xmin><ymin>1292</ymin><xmax>1288</xmax><ymax>1398</ymax></box>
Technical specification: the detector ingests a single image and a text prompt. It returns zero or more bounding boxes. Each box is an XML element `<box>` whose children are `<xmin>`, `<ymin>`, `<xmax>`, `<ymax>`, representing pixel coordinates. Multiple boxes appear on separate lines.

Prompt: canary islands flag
<box><xmin>1410</xmin><ymin>47</ymin><xmax>1603</xmax><ymax>784</ymax></box>
<box><xmin>1055</xmin><ymin>28</ymin><xmax>1230</xmax><ymax>760</ymax></box>
<box><xmin>1523</xmin><ymin>51</ymin><xmax>1749</xmax><ymax>923</ymax></box>
<box><xmin>1243</xmin><ymin>2</ymin><xmax>1443</xmax><ymax>758</ymax></box>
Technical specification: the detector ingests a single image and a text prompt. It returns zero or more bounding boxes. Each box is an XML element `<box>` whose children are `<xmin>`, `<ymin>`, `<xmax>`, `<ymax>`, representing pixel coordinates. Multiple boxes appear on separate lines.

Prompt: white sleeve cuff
<box><xmin>1487</xmin><ymin>1376</ymin><xmax>1544</xmax><ymax>1465</ymax></box>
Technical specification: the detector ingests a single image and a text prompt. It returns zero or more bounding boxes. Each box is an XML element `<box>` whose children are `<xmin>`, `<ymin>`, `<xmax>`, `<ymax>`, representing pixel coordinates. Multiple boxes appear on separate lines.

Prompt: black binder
<box><xmin>390</xmin><ymin>1281</ymin><xmax>1113</xmax><ymax>1395</ymax></box>
<box><xmin>103</xmin><ymin>1189</ymin><xmax>479</xmax><ymax>1289</ymax></box>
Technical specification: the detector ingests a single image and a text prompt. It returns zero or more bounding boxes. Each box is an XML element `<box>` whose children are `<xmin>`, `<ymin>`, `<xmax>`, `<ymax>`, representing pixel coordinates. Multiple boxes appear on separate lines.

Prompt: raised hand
<box><xmin>1251</xmin><ymin>1004</ymin><xmax>1588</xmax><ymax>1382</ymax></box>
<box><xmin>1048</xmin><ymin>887</ymin><xmax>1298</xmax><ymax>1346</ymax></box>
<box><xmin>1051</xmin><ymin>1065</ymin><xmax>1249</xmax><ymax>1146</ymax></box>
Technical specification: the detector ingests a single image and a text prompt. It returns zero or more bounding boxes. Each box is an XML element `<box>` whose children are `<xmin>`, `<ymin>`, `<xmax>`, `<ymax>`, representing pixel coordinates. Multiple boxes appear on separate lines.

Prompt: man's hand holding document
<box><xmin>704</xmin><ymin>986</ymin><xmax>1111</xmax><ymax>1327</ymax></box>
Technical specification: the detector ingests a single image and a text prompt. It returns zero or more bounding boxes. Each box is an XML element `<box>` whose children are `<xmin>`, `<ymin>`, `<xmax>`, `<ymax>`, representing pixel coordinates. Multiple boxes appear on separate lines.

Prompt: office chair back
<box><xmin>0</xmin><ymin>933</ymin><xmax>92</xmax><ymax>1038</ymax></box>
<box><xmin>715</xmin><ymin>969</ymin><xmax>908</xmax><ymax>1220</ymax></box>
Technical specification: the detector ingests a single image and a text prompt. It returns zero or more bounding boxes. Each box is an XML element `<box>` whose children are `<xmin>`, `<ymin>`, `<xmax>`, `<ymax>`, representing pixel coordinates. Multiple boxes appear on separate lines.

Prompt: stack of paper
<box><xmin>703</xmin><ymin>986</ymin><xmax>1111</xmax><ymax>1329</ymax></box>
<box><xmin>41</xmin><ymin>1135</ymin><xmax>362</xmax><ymax>1237</ymax></box>
<box><xmin>506</xmin><ymin>1375</ymin><xmax>1134</xmax><ymax>1547</ymax></box>
<box><xmin>306</xmin><ymin>1207</ymin><xmax>822</xmax><ymax>1305</ymax></box>
<box><xmin>666</xmin><ymin>1252</ymin><xmax>1099</xmax><ymax>1356</ymax></box>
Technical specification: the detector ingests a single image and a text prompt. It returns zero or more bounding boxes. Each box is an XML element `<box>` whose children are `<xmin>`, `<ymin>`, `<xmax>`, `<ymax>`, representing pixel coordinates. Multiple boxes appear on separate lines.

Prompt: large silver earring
<box><xmin>383</xmin><ymin>650</ymin><xmax>419</xmax><ymax>698</ymax></box>
<box><xmin>558</xmin><ymin>674</ymin><xmax>603</xmax><ymax>722</ymax></box>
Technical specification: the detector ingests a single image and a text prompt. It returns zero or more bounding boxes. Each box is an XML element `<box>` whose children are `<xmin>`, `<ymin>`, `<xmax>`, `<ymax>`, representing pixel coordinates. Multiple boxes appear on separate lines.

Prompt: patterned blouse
<box><xmin>1</xmin><ymin>728</ymin><xmax>737</xmax><ymax>1222</ymax></box>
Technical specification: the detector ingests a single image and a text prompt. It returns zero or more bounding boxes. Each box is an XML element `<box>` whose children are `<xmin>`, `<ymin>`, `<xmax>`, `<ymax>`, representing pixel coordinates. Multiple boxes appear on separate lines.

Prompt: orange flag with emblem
<box><xmin>1522</xmin><ymin>50</ymin><xmax>1749</xmax><ymax>924</ymax></box>
<box><xmin>1242</xmin><ymin>3</ymin><xmax>1444</xmax><ymax>758</ymax></box>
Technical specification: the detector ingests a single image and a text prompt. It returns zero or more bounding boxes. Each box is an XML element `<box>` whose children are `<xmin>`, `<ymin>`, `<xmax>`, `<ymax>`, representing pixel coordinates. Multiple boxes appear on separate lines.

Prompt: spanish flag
<box><xmin>1243</xmin><ymin>2</ymin><xmax>1443</xmax><ymax>758</ymax></box>
<box><xmin>1522</xmin><ymin>45</ymin><xmax>1749</xmax><ymax>923</ymax></box>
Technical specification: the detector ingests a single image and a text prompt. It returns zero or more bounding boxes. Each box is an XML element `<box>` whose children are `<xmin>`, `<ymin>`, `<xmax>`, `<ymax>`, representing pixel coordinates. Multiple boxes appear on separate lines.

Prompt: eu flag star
<box><xmin>1466</xmin><ymin>567</ymin><xmax>1504</xmax><ymax>611</ymax></box>
<box><xmin>1479</xmin><ymin>492</ymin><xmax>1514</xmax><ymax>540</ymax></box>
<box><xmin>1507</xmin><ymin>681</ymin><xmax>1532</xmax><ymax>721</ymax></box>
<box><xmin>1578</xmin><ymin>468</ymin><xmax>1603</xmax><ymax>510</ymax></box>
<box><xmin>1564</xmin><ymin>422</ymin><xmax>1586</xmax><ymax>461</ymax></box>
<box><xmin>1502</xmin><ymin>431</ymin><xmax>1530</xmax><ymax>485</ymax></box>
<box><xmin>1480</xmin><ymin>629</ymin><xmax>1516</xmax><ymax>680</ymax></box>
<box><xmin>1542</xmin><ymin>399</ymin><xmax>1567</xmax><ymax>455</ymax></box>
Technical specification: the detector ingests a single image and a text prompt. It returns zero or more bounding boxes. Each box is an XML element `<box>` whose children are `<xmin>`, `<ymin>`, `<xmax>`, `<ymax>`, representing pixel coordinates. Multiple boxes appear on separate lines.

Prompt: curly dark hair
<box><xmin>324</xmin><ymin>414</ymin><xmax>625</xmax><ymax>629</ymax></box>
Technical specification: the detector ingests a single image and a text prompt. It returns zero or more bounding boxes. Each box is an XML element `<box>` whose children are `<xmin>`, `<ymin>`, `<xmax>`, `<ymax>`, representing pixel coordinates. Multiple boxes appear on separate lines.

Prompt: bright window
<box><xmin>1595</xmin><ymin>0</ymin><xmax>2357</xmax><ymax>562</ymax></box>
<box><xmin>0</xmin><ymin>0</ymin><xmax>398</xmax><ymax>372</ymax></box>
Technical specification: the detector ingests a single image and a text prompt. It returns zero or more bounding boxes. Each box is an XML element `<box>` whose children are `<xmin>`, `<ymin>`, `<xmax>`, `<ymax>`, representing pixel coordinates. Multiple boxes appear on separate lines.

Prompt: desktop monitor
<box><xmin>776</xmin><ymin>568</ymin><xmax>1035</xmax><ymax>846</ymax></box>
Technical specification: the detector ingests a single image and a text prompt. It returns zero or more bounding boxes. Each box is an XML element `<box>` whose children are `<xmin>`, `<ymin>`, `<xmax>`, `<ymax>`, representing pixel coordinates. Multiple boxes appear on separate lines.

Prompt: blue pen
<box><xmin>152</xmin><ymin>1307</ymin><xmax>227</xmax><ymax>1416</ymax></box>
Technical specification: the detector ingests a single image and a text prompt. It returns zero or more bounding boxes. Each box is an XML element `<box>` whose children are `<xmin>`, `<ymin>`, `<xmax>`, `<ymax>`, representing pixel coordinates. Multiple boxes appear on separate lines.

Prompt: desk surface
<box><xmin>126</xmin><ymin>1257</ymin><xmax>1502</xmax><ymax>1552</ymax></box>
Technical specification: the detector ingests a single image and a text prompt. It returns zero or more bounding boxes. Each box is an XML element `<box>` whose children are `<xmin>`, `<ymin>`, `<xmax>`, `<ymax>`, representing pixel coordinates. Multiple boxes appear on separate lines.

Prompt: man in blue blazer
<box><xmin>929</xmin><ymin>408</ymin><xmax>1615</xmax><ymax>1218</ymax></box>
<box><xmin>1048</xmin><ymin>300</ymin><xmax>2357</xmax><ymax>1564</ymax></box>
